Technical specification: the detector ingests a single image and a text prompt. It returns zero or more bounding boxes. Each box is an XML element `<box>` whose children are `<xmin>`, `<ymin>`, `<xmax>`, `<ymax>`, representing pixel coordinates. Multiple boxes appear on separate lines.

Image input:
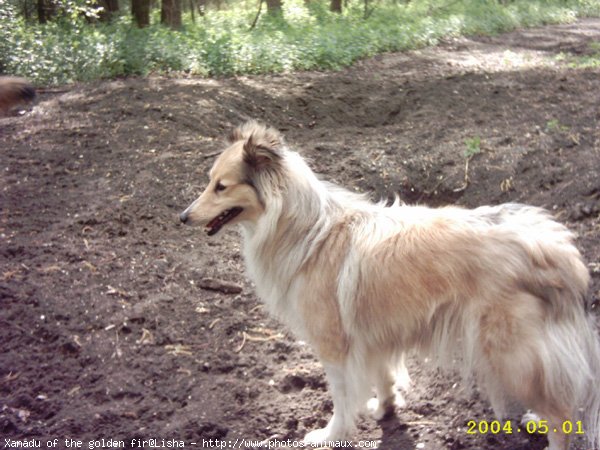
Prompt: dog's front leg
<box><xmin>304</xmin><ymin>362</ymin><xmax>356</xmax><ymax>444</ymax></box>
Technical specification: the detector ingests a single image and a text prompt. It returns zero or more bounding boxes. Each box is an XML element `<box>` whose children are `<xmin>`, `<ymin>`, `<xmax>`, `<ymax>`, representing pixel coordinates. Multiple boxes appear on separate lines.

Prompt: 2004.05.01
<box><xmin>466</xmin><ymin>419</ymin><xmax>584</xmax><ymax>435</ymax></box>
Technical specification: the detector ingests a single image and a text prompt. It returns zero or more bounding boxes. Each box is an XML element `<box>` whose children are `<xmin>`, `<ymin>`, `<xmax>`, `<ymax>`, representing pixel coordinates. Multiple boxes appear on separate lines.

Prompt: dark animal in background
<box><xmin>0</xmin><ymin>76</ymin><xmax>36</xmax><ymax>115</ymax></box>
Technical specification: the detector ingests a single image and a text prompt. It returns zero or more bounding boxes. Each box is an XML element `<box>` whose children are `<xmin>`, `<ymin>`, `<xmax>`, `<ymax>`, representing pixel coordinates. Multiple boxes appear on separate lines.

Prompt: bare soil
<box><xmin>1</xmin><ymin>18</ymin><xmax>600</xmax><ymax>450</ymax></box>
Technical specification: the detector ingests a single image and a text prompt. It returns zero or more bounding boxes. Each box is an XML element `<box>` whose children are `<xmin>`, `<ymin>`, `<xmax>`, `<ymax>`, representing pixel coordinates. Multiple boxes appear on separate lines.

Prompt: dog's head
<box><xmin>180</xmin><ymin>121</ymin><xmax>284</xmax><ymax>235</ymax></box>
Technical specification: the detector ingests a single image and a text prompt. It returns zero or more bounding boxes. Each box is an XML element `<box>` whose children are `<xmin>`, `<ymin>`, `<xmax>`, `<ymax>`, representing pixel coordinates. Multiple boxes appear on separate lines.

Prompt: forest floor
<box><xmin>1</xmin><ymin>18</ymin><xmax>600</xmax><ymax>450</ymax></box>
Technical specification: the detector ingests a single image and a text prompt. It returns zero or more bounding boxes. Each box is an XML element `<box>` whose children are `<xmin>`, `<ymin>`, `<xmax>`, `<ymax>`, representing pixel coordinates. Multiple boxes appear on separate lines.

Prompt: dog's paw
<box><xmin>521</xmin><ymin>410</ymin><xmax>541</xmax><ymax>425</ymax></box>
<box><xmin>394</xmin><ymin>391</ymin><xmax>406</xmax><ymax>409</ymax></box>
<box><xmin>367</xmin><ymin>397</ymin><xmax>390</xmax><ymax>421</ymax></box>
<box><xmin>367</xmin><ymin>392</ymin><xmax>405</xmax><ymax>420</ymax></box>
<box><xmin>304</xmin><ymin>427</ymin><xmax>333</xmax><ymax>444</ymax></box>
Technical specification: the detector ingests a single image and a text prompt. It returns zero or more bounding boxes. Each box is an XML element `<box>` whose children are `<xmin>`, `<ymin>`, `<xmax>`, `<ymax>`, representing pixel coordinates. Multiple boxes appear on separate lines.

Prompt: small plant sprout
<box><xmin>545</xmin><ymin>119</ymin><xmax>569</xmax><ymax>133</ymax></box>
<box><xmin>464</xmin><ymin>136</ymin><xmax>482</xmax><ymax>158</ymax></box>
<box><xmin>454</xmin><ymin>136</ymin><xmax>483</xmax><ymax>193</ymax></box>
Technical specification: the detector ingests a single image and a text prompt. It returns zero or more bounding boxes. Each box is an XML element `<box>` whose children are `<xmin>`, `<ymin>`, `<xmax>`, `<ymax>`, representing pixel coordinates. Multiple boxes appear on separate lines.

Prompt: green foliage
<box><xmin>545</xmin><ymin>119</ymin><xmax>569</xmax><ymax>133</ymax></box>
<box><xmin>55</xmin><ymin>0</ymin><xmax>104</xmax><ymax>21</ymax></box>
<box><xmin>464</xmin><ymin>136</ymin><xmax>482</xmax><ymax>158</ymax></box>
<box><xmin>1</xmin><ymin>0</ymin><xmax>599</xmax><ymax>85</ymax></box>
<box><xmin>557</xmin><ymin>40</ymin><xmax>600</xmax><ymax>68</ymax></box>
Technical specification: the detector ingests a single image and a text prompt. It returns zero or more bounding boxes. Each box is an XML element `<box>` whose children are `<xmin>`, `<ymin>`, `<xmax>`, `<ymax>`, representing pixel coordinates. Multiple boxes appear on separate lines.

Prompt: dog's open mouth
<box><xmin>205</xmin><ymin>207</ymin><xmax>243</xmax><ymax>236</ymax></box>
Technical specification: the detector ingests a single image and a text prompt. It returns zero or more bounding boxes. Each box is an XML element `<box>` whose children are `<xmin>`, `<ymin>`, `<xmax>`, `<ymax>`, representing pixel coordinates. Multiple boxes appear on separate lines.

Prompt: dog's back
<box><xmin>0</xmin><ymin>76</ymin><xmax>36</xmax><ymax>114</ymax></box>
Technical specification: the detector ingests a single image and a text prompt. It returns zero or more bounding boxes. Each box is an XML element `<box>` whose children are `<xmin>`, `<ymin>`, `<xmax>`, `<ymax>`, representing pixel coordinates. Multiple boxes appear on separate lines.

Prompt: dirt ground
<box><xmin>1</xmin><ymin>18</ymin><xmax>600</xmax><ymax>450</ymax></box>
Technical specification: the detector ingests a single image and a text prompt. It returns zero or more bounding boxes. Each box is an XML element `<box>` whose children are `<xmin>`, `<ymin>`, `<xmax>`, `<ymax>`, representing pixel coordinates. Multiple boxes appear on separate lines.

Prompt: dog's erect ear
<box><xmin>227</xmin><ymin>121</ymin><xmax>284</xmax><ymax>171</ymax></box>
<box><xmin>243</xmin><ymin>134</ymin><xmax>282</xmax><ymax>170</ymax></box>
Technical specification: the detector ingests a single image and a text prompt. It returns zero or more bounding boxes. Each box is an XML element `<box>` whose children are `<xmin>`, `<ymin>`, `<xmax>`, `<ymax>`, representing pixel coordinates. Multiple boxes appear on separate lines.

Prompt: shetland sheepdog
<box><xmin>0</xmin><ymin>76</ymin><xmax>36</xmax><ymax>115</ymax></box>
<box><xmin>180</xmin><ymin>121</ymin><xmax>600</xmax><ymax>450</ymax></box>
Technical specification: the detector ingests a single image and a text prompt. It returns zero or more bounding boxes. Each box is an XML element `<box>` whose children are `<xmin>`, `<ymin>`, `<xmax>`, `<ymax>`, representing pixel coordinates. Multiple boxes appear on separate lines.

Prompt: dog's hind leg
<box><xmin>520</xmin><ymin>410</ymin><xmax>571</xmax><ymax>450</ymax></box>
<box><xmin>546</xmin><ymin>433</ymin><xmax>570</xmax><ymax>450</ymax></box>
<box><xmin>477</xmin><ymin>293</ymin><xmax>577</xmax><ymax>450</ymax></box>
<box><xmin>537</xmin><ymin>411</ymin><xmax>572</xmax><ymax>450</ymax></box>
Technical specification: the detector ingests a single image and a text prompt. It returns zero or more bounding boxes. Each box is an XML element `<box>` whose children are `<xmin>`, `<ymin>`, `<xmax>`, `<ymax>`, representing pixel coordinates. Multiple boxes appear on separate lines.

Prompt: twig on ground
<box><xmin>208</xmin><ymin>318</ymin><xmax>221</xmax><ymax>329</ymax></box>
<box><xmin>453</xmin><ymin>155</ymin><xmax>472</xmax><ymax>193</ymax></box>
<box><xmin>202</xmin><ymin>150</ymin><xmax>221</xmax><ymax>159</ymax></box>
<box><xmin>235</xmin><ymin>332</ymin><xmax>247</xmax><ymax>353</ymax></box>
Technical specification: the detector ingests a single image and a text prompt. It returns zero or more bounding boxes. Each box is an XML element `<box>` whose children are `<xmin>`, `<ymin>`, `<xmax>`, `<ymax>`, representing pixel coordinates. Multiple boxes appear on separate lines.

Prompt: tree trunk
<box><xmin>37</xmin><ymin>0</ymin><xmax>56</xmax><ymax>23</ymax></box>
<box><xmin>37</xmin><ymin>0</ymin><xmax>47</xmax><ymax>23</ymax></box>
<box><xmin>161</xmin><ymin>0</ymin><xmax>182</xmax><ymax>28</ymax></box>
<box><xmin>99</xmin><ymin>0</ymin><xmax>119</xmax><ymax>21</ymax></box>
<box><xmin>330</xmin><ymin>0</ymin><xmax>342</xmax><ymax>13</ymax></box>
<box><xmin>265</xmin><ymin>0</ymin><xmax>282</xmax><ymax>17</ymax></box>
<box><xmin>22</xmin><ymin>1</ymin><xmax>33</xmax><ymax>21</ymax></box>
<box><xmin>132</xmin><ymin>0</ymin><xmax>150</xmax><ymax>27</ymax></box>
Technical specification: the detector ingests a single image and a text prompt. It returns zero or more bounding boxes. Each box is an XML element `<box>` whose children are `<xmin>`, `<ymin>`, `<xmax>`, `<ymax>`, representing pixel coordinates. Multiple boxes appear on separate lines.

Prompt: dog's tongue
<box><xmin>205</xmin><ymin>217</ymin><xmax>223</xmax><ymax>236</ymax></box>
<box><xmin>205</xmin><ymin>207</ymin><xmax>243</xmax><ymax>236</ymax></box>
<box><xmin>206</xmin><ymin>225</ymin><xmax>219</xmax><ymax>236</ymax></box>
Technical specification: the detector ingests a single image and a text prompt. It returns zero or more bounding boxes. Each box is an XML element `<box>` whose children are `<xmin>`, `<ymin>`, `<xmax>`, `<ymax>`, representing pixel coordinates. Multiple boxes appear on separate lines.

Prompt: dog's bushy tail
<box><xmin>481</xmin><ymin>204</ymin><xmax>590</xmax><ymax>314</ymax></box>
<box><xmin>480</xmin><ymin>204</ymin><xmax>600</xmax><ymax>447</ymax></box>
<box><xmin>581</xmin><ymin>316</ymin><xmax>600</xmax><ymax>450</ymax></box>
<box><xmin>0</xmin><ymin>76</ymin><xmax>36</xmax><ymax>113</ymax></box>
<box><xmin>527</xmin><ymin>206</ymin><xmax>600</xmax><ymax>449</ymax></box>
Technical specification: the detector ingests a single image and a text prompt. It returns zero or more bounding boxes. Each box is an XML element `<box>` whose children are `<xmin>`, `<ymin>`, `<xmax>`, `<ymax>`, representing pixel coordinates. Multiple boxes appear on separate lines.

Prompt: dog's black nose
<box><xmin>179</xmin><ymin>211</ymin><xmax>188</xmax><ymax>224</ymax></box>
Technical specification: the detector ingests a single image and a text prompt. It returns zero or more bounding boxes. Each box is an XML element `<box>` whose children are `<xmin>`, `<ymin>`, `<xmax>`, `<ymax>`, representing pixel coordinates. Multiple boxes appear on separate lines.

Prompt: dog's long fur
<box><xmin>181</xmin><ymin>121</ymin><xmax>600</xmax><ymax>450</ymax></box>
<box><xmin>0</xmin><ymin>76</ymin><xmax>36</xmax><ymax>115</ymax></box>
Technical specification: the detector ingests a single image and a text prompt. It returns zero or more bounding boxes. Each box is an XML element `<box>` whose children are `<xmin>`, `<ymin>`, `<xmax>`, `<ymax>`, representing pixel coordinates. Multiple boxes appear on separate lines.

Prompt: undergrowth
<box><xmin>1</xmin><ymin>0</ymin><xmax>599</xmax><ymax>85</ymax></box>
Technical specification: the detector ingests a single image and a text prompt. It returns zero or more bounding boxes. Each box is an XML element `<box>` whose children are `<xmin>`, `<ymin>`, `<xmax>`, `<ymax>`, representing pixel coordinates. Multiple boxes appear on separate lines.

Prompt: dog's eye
<box><xmin>215</xmin><ymin>182</ymin><xmax>226</xmax><ymax>192</ymax></box>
